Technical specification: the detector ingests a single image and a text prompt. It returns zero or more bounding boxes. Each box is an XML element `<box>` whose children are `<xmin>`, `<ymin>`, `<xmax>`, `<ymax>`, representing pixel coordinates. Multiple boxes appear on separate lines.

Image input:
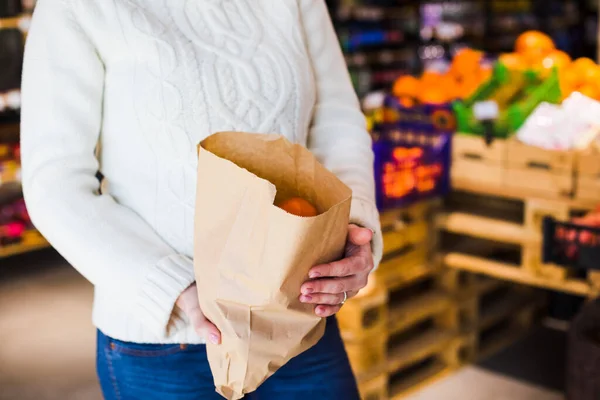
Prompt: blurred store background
<box><xmin>4</xmin><ymin>1</ymin><xmax>600</xmax><ymax>399</ymax></box>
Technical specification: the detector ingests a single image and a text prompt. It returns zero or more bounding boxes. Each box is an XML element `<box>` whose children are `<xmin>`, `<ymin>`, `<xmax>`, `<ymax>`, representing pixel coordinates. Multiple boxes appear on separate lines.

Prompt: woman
<box><xmin>21</xmin><ymin>1</ymin><xmax>383</xmax><ymax>399</ymax></box>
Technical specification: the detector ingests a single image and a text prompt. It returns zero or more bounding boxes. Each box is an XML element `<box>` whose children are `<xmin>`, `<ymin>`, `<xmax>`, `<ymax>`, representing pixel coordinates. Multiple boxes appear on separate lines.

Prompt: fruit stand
<box><xmin>339</xmin><ymin>28</ymin><xmax>600</xmax><ymax>399</ymax></box>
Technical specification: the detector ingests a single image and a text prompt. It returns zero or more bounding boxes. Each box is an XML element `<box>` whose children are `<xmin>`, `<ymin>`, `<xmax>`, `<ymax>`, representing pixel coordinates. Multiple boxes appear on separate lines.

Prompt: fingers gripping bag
<box><xmin>193</xmin><ymin>131</ymin><xmax>352</xmax><ymax>399</ymax></box>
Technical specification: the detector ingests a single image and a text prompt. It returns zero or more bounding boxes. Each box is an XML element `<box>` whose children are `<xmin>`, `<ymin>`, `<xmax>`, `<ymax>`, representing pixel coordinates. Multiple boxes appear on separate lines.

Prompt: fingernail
<box><xmin>309</xmin><ymin>271</ymin><xmax>321</xmax><ymax>279</ymax></box>
<box><xmin>300</xmin><ymin>295</ymin><xmax>312</xmax><ymax>302</ymax></box>
<box><xmin>302</xmin><ymin>287</ymin><xmax>314</xmax><ymax>294</ymax></box>
<box><xmin>209</xmin><ymin>334</ymin><xmax>219</xmax><ymax>345</ymax></box>
<box><xmin>316</xmin><ymin>306</ymin><xmax>326</xmax><ymax>316</ymax></box>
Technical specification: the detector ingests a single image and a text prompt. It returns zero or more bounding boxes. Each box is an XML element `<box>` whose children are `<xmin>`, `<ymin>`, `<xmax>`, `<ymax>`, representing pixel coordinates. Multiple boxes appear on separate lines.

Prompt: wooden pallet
<box><xmin>343</xmin><ymin>271</ymin><xmax>451</xmax><ymax>382</ymax></box>
<box><xmin>358</xmin><ymin>373</ymin><xmax>388</xmax><ymax>400</ymax></box>
<box><xmin>345</xmin><ymin>332</ymin><xmax>387</xmax><ymax>382</ymax></box>
<box><xmin>350</xmin><ymin>279</ymin><xmax>544</xmax><ymax>399</ymax></box>
<box><xmin>437</xmin><ymin>188</ymin><xmax>600</xmax><ymax>297</ymax></box>
<box><xmin>345</xmin><ymin>199</ymin><xmax>549</xmax><ymax>398</ymax></box>
<box><xmin>376</xmin><ymin>245</ymin><xmax>436</xmax><ymax>291</ymax></box>
<box><xmin>343</xmin><ymin>261</ymin><xmax>473</xmax><ymax>395</ymax></box>
<box><xmin>376</xmin><ymin>202</ymin><xmax>438</xmax><ymax>290</ymax></box>
<box><xmin>436</xmin><ymin>267</ymin><xmax>546</xmax><ymax>361</ymax></box>
<box><xmin>386</xmin><ymin>271</ymin><xmax>461</xmax><ymax>335</ymax></box>
<box><xmin>387</xmin><ymin>334</ymin><xmax>470</xmax><ymax>399</ymax></box>
<box><xmin>437</xmin><ymin>269</ymin><xmax>505</xmax><ymax>302</ymax></box>
<box><xmin>385</xmin><ymin>273</ymin><xmax>471</xmax><ymax>398</ymax></box>
<box><xmin>338</xmin><ymin>275</ymin><xmax>388</xmax><ymax>342</ymax></box>
<box><xmin>461</xmin><ymin>282</ymin><xmax>546</xmax><ymax>361</ymax></box>
<box><xmin>477</xmin><ymin>298</ymin><xmax>543</xmax><ymax>360</ymax></box>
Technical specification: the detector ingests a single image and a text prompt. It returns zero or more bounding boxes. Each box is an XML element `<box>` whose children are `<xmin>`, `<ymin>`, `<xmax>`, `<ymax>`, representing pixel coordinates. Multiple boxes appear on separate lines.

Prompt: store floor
<box><xmin>0</xmin><ymin>250</ymin><xmax>101</xmax><ymax>400</ymax></box>
<box><xmin>0</xmin><ymin>250</ymin><xmax>564</xmax><ymax>400</ymax></box>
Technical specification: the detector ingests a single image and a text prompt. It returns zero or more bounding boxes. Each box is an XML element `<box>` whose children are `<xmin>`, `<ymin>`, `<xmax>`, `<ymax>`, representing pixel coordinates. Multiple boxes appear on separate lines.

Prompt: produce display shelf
<box><xmin>0</xmin><ymin>230</ymin><xmax>49</xmax><ymax>259</ymax></box>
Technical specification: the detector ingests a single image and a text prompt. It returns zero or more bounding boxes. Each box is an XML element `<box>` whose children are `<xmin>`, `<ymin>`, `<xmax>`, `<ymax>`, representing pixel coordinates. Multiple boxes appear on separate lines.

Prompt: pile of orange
<box><xmin>499</xmin><ymin>30</ymin><xmax>600</xmax><ymax>101</ymax></box>
<box><xmin>500</xmin><ymin>31</ymin><xmax>568</xmax><ymax>75</ymax></box>
<box><xmin>448</xmin><ymin>48</ymin><xmax>493</xmax><ymax>99</ymax></box>
<box><xmin>392</xmin><ymin>48</ymin><xmax>491</xmax><ymax>105</ymax></box>
<box><xmin>392</xmin><ymin>32</ymin><xmax>600</xmax><ymax>104</ymax></box>
<box><xmin>559</xmin><ymin>57</ymin><xmax>600</xmax><ymax>101</ymax></box>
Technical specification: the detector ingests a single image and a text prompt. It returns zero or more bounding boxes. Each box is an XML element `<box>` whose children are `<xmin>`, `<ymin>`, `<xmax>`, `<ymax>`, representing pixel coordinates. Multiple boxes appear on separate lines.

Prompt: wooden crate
<box><xmin>576</xmin><ymin>149</ymin><xmax>600</xmax><ymax>201</ymax></box>
<box><xmin>338</xmin><ymin>276</ymin><xmax>388</xmax><ymax>342</ymax></box>
<box><xmin>437</xmin><ymin>189</ymin><xmax>600</xmax><ymax>297</ymax></box>
<box><xmin>452</xmin><ymin>135</ymin><xmax>579</xmax><ymax>202</ymax></box>
<box><xmin>505</xmin><ymin>139</ymin><xmax>575</xmax><ymax>199</ymax></box>
<box><xmin>358</xmin><ymin>374</ymin><xmax>389</xmax><ymax>400</ymax></box>
<box><xmin>451</xmin><ymin>134</ymin><xmax>506</xmax><ymax>187</ymax></box>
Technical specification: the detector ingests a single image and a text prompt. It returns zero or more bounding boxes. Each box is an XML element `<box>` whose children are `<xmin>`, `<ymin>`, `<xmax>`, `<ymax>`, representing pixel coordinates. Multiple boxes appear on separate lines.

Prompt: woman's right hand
<box><xmin>176</xmin><ymin>283</ymin><xmax>221</xmax><ymax>345</ymax></box>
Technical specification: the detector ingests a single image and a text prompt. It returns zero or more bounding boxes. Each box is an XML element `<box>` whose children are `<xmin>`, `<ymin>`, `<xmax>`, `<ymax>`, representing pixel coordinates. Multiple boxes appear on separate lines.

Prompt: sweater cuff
<box><xmin>350</xmin><ymin>197</ymin><xmax>383</xmax><ymax>270</ymax></box>
<box><xmin>136</xmin><ymin>254</ymin><xmax>196</xmax><ymax>338</ymax></box>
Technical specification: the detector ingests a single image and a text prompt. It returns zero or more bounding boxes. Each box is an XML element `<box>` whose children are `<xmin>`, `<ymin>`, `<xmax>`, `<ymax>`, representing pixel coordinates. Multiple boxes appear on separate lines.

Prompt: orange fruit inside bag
<box><xmin>276</xmin><ymin>197</ymin><xmax>318</xmax><ymax>217</ymax></box>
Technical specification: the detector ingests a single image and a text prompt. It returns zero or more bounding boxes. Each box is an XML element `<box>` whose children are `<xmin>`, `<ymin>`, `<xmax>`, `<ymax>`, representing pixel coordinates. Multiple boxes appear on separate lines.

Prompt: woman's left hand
<box><xmin>300</xmin><ymin>224</ymin><xmax>374</xmax><ymax>317</ymax></box>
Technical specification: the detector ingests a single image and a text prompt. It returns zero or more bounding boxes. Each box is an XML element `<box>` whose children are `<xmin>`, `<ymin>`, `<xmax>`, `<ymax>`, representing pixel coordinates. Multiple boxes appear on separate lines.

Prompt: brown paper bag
<box><xmin>194</xmin><ymin>131</ymin><xmax>352</xmax><ymax>399</ymax></box>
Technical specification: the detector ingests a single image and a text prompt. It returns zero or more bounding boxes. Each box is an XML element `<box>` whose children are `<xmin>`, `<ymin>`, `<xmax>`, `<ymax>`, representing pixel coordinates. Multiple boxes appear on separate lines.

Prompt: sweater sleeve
<box><xmin>20</xmin><ymin>0</ymin><xmax>194</xmax><ymax>338</ymax></box>
<box><xmin>299</xmin><ymin>0</ymin><xmax>383</xmax><ymax>268</ymax></box>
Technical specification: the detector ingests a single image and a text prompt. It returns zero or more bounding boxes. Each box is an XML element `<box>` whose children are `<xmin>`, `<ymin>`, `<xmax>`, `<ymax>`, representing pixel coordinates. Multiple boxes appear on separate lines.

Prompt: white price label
<box><xmin>473</xmin><ymin>101</ymin><xmax>500</xmax><ymax>121</ymax></box>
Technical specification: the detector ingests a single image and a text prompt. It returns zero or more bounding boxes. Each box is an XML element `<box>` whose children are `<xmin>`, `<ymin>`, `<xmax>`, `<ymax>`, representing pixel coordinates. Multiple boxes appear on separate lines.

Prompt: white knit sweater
<box><xmin>20</xmin><ymin>0</ymin><xmax>382</xmax><ymax>344</ymax></box>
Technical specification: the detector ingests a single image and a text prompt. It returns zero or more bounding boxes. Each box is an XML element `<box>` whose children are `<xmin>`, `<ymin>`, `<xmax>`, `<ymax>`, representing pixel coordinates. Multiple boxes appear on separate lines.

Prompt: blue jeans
<box><xmin>96</xmin><ymin>317</ymin><xmax>359</xmax><ymax>399</ymax></box>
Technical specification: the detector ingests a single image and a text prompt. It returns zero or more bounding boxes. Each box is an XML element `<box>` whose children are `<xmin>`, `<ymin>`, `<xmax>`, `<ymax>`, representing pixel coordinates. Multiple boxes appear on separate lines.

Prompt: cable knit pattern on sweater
<box><xmin>20</xmin><ymin>0</ymin><xmax>382</xmax><ymax>344</ymax></box>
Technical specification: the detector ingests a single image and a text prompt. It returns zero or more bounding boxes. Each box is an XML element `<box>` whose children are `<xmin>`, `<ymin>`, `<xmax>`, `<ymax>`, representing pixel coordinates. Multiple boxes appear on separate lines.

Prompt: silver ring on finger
<box><xmin>340</xmin><ymin>291</ymin><xmax>347</xmax><ymax>306</ymax></box>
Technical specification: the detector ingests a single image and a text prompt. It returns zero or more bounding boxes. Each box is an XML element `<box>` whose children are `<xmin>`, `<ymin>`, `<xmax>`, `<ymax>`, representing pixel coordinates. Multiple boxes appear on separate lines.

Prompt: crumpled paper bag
<box><xmin>194</xmin><ymin>131</ymin><xmax>352</xmax><ymax>399</ymax></box>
